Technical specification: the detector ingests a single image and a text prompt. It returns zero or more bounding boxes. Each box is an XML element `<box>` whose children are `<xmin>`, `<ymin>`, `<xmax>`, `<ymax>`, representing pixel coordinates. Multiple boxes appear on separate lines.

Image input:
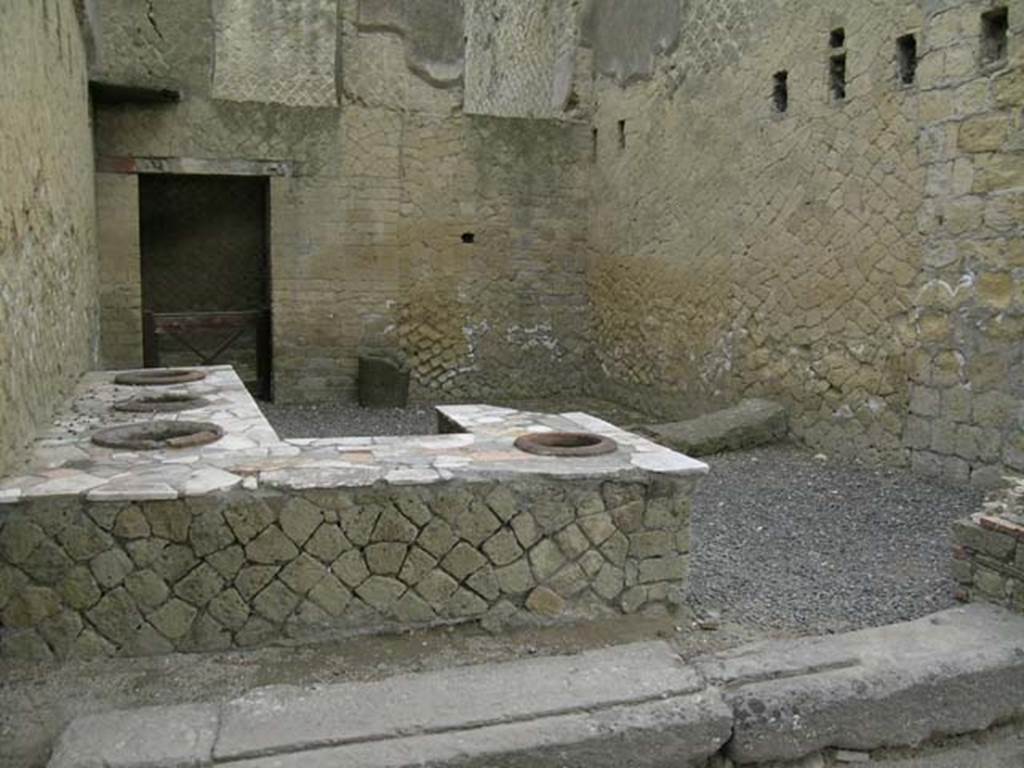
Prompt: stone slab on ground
<box><xmin>640</xmin><ymin>398</ymin><xmax>787</xmax><ymax>456</ymax></box>
<box><xmin>695</xmin><ymin>604</ymin><xmax>1024</xmax><ymax>764</ymax></box>
<box><xmin>47</xmin><ymin>704</ymin><xmax>219</xmax><ymax>768</ymax></box>
<box><xmin>222</xmin><ymin>697</ymin><xmax>731</xmax><ymax>768</ymax></box>
<box><xmin>214</xmin><ymin>642</ymin><xmax>709</xmax><ymax>761</ymax></box>
<box><xmin>49</xmin><ymin>641</ymin><xmax>733</xmax><ymax>768</ymax></box>
<box><xmin>47</xmin><ymin>605</ymin><xmax>1024</xmax><ymax>768</ymax></box>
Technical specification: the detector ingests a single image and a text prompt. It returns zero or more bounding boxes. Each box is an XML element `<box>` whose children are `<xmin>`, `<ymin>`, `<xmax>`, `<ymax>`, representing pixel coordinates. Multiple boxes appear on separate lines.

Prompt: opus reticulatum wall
<box><xmin>0</xmin><ymin>478</ymin><xmax>693</xmax><ymax>660</ymax></box>
<box><xmin>585</xmin><ymin>0</ymin><xmax>1024</xmax><ymax>486</ymax></box>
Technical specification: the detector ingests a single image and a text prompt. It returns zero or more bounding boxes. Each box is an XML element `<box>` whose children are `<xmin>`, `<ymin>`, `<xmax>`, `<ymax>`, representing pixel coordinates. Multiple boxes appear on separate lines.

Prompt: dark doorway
<box><xmin>139</xmin><ymin>174</ymin><xmax>272</xmax><ymax>399</ymax></box>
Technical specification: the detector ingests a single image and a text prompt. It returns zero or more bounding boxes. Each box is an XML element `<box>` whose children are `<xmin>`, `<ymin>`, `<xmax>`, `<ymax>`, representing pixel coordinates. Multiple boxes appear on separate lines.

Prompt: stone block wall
<box><xmin>953</xmin><ymin>515</ymin><xmax>1024</xmax><ymax>612</ymax></box>
<box><xmin>0</xmin><ymin>0</ymin><xmax>99</xmax><ymax>476</ymax></box>
<box><xmin>907</xmin><ymin>1</ymin><xmax>1024</xmax><ymax>487</ymax></box>
<box><xmin>85</xmin><ymin>0</ymin><xmax>1023</xmax><ymax>482</ymax></box>
<box><xmin>0</xmin><ymin>477</ymin><xmax>694</xmax><ymax>660</ymax></box>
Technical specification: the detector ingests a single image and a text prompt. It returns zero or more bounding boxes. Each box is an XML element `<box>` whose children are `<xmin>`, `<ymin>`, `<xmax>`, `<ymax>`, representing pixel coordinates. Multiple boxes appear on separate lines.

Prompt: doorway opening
<box><xmin>139</xmin><ymin>174</ymin><xmax>272</xmax><ymax>399</ymax></box>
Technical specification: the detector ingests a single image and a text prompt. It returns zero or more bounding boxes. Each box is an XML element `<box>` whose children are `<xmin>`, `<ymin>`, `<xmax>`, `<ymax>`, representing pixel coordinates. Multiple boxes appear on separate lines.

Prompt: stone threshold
<box><xmin>0</xmin><ymin>367</ymin><xmax>707</xmax><ymax>504</ymax></box>
<box><xmin>47</xmin><ymin>604</ymin><xmax>1024</xmax><ymax>767</ymax></box>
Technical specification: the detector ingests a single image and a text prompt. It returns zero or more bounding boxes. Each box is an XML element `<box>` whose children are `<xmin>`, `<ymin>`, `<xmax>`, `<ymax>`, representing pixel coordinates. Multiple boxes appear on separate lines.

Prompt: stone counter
<box><xmin>0</xmin><ymin>367</ymin><xmax>706</xmax><ymax>659</ymax></box>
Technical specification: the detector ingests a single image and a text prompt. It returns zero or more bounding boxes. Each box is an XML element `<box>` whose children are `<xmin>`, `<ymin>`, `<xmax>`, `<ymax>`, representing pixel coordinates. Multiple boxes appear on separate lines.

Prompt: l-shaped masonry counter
<box><xmin>0</xmin><ymin>367</ymin><xmax>707</xmax><ymax>659</ymax></box>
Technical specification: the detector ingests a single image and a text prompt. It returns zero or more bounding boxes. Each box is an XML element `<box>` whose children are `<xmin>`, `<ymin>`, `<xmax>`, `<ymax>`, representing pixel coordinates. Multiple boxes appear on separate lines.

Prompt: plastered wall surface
<box><xmin>0</xmin><ymin>1</ymin><xmax>99</xmax><ymax>475</ymax></box>
<box><xmin>586</xmin><ymin>0</ymin><xmax>1023</xmax><ymax>484</ymax></box>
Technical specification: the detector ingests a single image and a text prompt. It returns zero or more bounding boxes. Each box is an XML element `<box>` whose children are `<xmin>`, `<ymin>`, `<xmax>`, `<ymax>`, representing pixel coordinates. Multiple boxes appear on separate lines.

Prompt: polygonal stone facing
<box><xmin>0</xmin><ymin>475</ymin><xmax>696</xmax><ymax>659</ymax></box>
<box><xmin>212</xmin><ymin>0</ymin><xmax>338</xmax><ymax>108</ymax></box>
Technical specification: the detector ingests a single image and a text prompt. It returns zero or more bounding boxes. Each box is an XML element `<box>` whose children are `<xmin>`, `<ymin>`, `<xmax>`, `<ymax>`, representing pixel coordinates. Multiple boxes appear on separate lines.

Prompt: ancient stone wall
<box><xmin>906</xmin><ymin>1</ymin><xmax>1024</xmax><ymax>486</ymax></box>
<box><xmin>954</xmin><ymin>515</ymin><xmax>1024</xmax><ymax>612</ymax></box>
<box><xmin>953</xmin><ymin>478</ymin><xmax>1024</xmax><ymax>612</ymax></box>
<box><xmin>96</xmin><ymin>173</ymin><xmax>142</xmax><ymax>369</ymax></box>
<box><xmin>0</xmin><ymin>478</ymin><xmax>694</xmax><ymax>660</ymax></box>
<box><xmin>0</xmin><ymin>1</ymin><xmax>99</xmax><ymax>475</ymax></box>
<box><xmin>463</xmin><ymin>0</ymin><xmax>580</xmax><ymax>119</ymax></box>
<box><xmin>87</xmin><ymin>0</ymin><xmax>1023</xmax><ymax>483</ymax></box>
<box><xmin>92</xmin><ymin>0</ymin><xmax>592</xmax><ymax>404</ymax></box>
<box><xmin>585</xmin><ymin>0</ymin><xmax>1023</xmax><ymax>483</ymax></box>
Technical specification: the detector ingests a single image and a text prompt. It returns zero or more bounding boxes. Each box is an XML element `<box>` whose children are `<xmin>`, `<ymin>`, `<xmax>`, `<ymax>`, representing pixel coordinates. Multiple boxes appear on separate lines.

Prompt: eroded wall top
<box><xmin>464</xmin><ymin>0</ymin><xmax>581</xmax><ymax>118</ymax></box>
<box><xmin>357</xmin><ymin>0</ymin><xmax>465</xmax><ymax>86</ymax></box>
<box><xmin>581</xmin><ymin>0</ymin><xmax>680</xmax><ymax>83</ymax></box>
<box><xmin>212</xmin><ymin>0</ymin><xmax>340</xmax><ymax>108</ymax></box>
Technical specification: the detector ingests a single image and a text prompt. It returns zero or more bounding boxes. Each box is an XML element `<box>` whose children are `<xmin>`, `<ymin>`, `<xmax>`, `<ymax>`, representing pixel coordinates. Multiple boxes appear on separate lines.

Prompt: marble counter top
<box><xmin>0</xmin><ymin>367</ymin><xmax>707</xmax><ymax>503</ymax></box>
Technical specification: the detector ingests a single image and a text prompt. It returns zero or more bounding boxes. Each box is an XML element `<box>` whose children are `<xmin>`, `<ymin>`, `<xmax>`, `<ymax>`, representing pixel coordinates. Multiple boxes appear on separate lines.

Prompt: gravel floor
<box><xmin>259</xmin><ymin>397</ymin><xmax>650</xmax><ymax>439</ymax></box>
<box><xmin>259</xmin><ymin>403</ymin><xmax>985</xmax><ymax>636</ymax></box>
<box><xmin>689</xmin><ymin>444</ymin><xmax>984</xmax><ymax>635</ymax></box>
<box><xmin>260</xmin><ymin>402</ymin><xmax>438</xmax><ymax>438</ymax></box>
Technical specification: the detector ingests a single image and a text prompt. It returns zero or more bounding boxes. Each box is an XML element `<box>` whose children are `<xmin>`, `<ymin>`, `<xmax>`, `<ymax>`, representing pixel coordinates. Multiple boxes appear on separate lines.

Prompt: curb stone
<box><xmin>47</xmin><ymin>605</ymin><xmax>1024</xmax><ymax>768</ymax></box>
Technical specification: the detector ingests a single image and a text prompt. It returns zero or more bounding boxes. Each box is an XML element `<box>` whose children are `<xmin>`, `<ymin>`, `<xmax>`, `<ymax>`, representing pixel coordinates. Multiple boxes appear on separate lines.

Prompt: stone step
<box><xmin>48</xmin><ymin>642</ymin><xmax>733</xmax><ymax>768</ymax></box>
<box><xmin>639</xmin><ymin>398</ymin><xmax>787</xmax><ymax>456</ymax></box>
<box><xmin>47</xmin><ymin>605</ymin><xmax>1024</xmax><ymax>768</ymax></box>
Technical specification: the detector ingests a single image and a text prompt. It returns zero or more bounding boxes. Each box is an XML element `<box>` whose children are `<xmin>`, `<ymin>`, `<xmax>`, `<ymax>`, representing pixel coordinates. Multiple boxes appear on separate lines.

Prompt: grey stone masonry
<box><xmin>0</xmin><ymin>368</ymin><xmax>706</xmax><ymax>659</ymax></box>
<box><xmin>0</xmin><ymin>478</ymin><xmax>698</xmax><ymax>660</ymax></box>
<box><xmin>952</xmin><ymin>512</ymin><xmax>1024</xmax><ymax>614</ymax></box>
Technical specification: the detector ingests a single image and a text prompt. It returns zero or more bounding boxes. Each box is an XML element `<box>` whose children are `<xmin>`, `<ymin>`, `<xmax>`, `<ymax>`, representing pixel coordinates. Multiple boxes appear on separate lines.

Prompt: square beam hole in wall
<box><xmin>830</xmin><ymin>28</ymin><xmax>846</xmax><ymax>48</ymax></box>
<box><xmin>981</xmin><ymin>6</ymin><xmax>1009</xmax><ymax>65</ymax></box>
<box><xmin>897</xmin><ymin>34</ymin><xmax>917</xmax><ymax>84</ymax></box>
<box><xmin>773</xmin><ymin>71</ymin><xmax>789</xmax><ymax>113</ymax></box>
<box><xmin>830</xmin><ymin>53</ymin><xmax>847</xmax><ymax>101</ymax></box>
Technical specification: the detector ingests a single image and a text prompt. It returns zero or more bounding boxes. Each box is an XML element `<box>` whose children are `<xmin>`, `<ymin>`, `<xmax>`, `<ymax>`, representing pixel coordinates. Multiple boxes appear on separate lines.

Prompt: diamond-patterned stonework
<box><xmin>212</xmin><ymin>0</ymin><xmax>338</xmax><ymax>108</ymax></box>
<box><xmin>0</xmin><ymin>367</ymin><xmax>705</xmax><ymax>659</ymax></box>
<box><xmin>0</xmin><ymin>476</ymin><xmax>696</xmax><ymax>660</ymax></box>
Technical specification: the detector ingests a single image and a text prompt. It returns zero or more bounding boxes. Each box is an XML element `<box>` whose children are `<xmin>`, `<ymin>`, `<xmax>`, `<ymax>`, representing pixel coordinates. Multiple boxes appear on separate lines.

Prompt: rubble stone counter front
<box><xmin>0</xmin><ymin>367</ymin><xmax>707</xmax><ymax>660</ymax></box>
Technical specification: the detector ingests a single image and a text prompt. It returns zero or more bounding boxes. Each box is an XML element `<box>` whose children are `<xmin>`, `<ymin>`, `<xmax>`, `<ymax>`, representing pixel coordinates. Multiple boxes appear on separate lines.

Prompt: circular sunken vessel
<box><xmin>91</xmin><ymin>420</ymin><xmax>224</xmax><ymax>450</ymax></box>
<box><xmin>514</xmin><ymin>432</ymin><xmax>618</xmax><ymax>457</ymax></box>
<box><xmin>114</xmin><ymin>392</ymin><xmax>210</xmax><ymax>413</ymax></box>
<box><xmin>114</xmin><ymin>369</ymin><xmax>207</xmax><ymax>386</ymax></box>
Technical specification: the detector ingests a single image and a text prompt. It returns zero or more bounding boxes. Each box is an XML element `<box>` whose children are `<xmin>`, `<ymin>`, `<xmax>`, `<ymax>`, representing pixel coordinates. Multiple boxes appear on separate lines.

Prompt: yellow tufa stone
<box><xmin>975</xmin><ymin>272</ymin><xmax>1014</xmax><ymax>310</ymax></box>
<box><xmin>959</xmin><ymin>115</ymin><xmax>1009</xmax><ymax>153</ymax></box>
